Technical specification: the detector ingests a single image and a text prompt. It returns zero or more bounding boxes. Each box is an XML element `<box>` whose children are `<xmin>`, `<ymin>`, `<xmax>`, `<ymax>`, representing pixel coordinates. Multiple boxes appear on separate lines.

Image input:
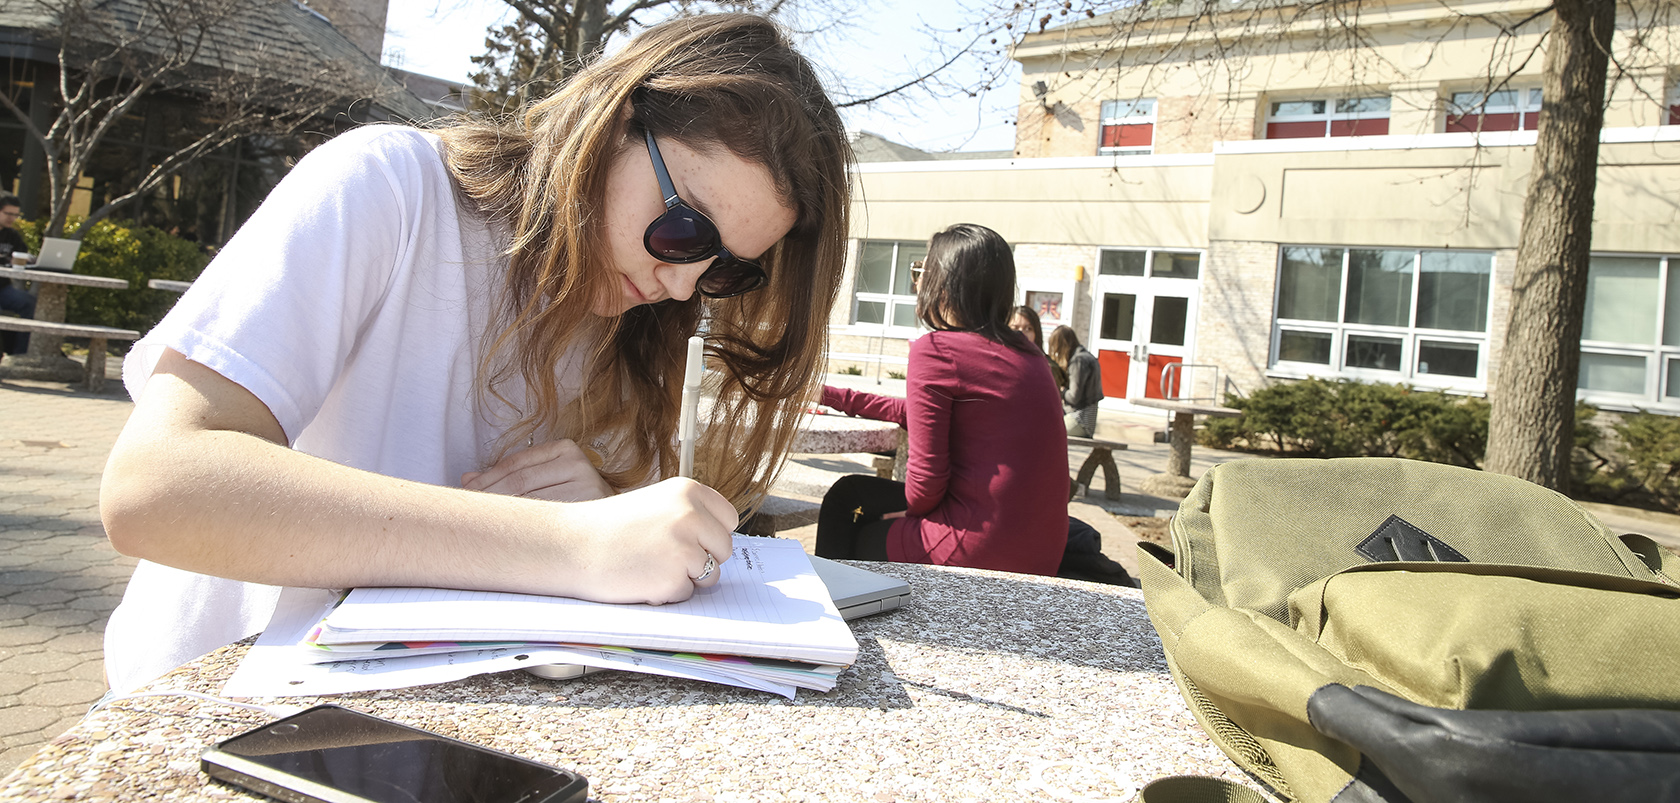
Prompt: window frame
<box><xmin>1264</xmin><ymin>95</ymin><xmax>1392</xmax><ymax>139</ymax></box>
<box><xmin>849</xmin><ymin>239</ymin><xmax>924</xmax><ymax>336</ymax></box>
<box><xmin>1269</xmin><ymin>245</ymin><xmax>1495</xmax><ymax>391</ymax></box>
<box><xmin>1445</xmin><ymin>87</ymin><xmax>1542</xmax><ymax>133</ymax></box>
<box><xmin>1098</xmin><ymin>98</ymin><xmax>1157</xmax><ymax>155</ymax></box>
<box><xmin>1578</xmin><ymin>253</ymin><xmax>1680</xmax><ymax>410</ymax></box>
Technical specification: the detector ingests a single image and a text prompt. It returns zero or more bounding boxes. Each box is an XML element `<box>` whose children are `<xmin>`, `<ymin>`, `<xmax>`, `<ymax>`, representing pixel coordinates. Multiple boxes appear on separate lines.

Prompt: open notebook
<box><xmin>525</xmin><ymin>555</ymin><xmax>910</xmax><ymax>680</ymax></box>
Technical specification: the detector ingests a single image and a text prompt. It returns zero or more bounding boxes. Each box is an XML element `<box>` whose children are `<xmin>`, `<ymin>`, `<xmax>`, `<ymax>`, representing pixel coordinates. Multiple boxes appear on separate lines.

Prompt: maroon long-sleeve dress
<box><xmin>822</xmin><ymin>330</ymin><xmax>1069</xmax><ymax>575</ymax></box>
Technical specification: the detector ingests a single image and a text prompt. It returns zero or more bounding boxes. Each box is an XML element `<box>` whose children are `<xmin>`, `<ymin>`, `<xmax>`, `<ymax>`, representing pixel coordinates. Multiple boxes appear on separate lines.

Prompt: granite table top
<box><xmin>0</xmin><ymin>266</ymin><xmax>129</xmax><ymax>289</ymax></box>
<box><xmin>790</xmin><ymin>412</ymin><xmax>901</xmax><ymax>456</ymax></box>
<box><xmin>0</xmin><ymin>562</ymin><xmax>1271</xmax><ymax>802</ymax></box>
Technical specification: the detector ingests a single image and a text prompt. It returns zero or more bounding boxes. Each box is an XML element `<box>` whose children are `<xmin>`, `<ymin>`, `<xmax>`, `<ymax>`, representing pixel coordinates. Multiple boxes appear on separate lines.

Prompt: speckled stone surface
<box><xmin>0</xmin><ymin>563</ymin><xmax>1276</xmax><ymax>802</ymax></box>
<box><xmin>790</xmin><ymin>414</ymin><xmax>900</xmax><ymax>456</ymax></box>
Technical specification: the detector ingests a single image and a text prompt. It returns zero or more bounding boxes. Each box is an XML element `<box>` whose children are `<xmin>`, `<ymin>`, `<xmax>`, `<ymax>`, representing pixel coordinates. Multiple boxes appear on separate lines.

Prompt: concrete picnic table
<box><xmin>1129</xmin><ymin>397</ymin><xmax>1242</xmax><ymax>498</ymax></box>
<box><xmin>146</xmin><ymin>278</ymin><xmax>193</xmax><ymax>293</ymax></box>
<box><xmin>0</xmin><ymin>562</ymin><xmax>1267</xmax><ymax>802</ymax></box>
<box><xmin>792</xmin><ymin>410</ymin><xmax>906</xmax><ymax>481</ymax></box>
<box><xmin>0</xmin><ymin>266</ymin><xmax>129</xmax><ymax>384</ymax></box>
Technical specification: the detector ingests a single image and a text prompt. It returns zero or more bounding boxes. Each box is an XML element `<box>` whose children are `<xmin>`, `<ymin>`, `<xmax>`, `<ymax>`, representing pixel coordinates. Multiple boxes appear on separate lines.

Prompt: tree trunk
<box><xmin>1483</xmin><ymin>0</ymin><xmax>1616</xmax><ymax>493</ymax></box>
<box><xmin>568</xmin><ymin>0</ymin><xmax>612</xmax><ymax>79</ymax></box>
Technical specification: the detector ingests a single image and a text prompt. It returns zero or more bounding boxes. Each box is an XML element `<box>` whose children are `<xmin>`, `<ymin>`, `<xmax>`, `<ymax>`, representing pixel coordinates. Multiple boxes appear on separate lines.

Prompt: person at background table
<box><xmin>815</xmin><ymin>224</ymin><xmax>1067</xmax><ymax>575</ymax></box>
<box><xmin>1049</xmin><ymin>325</ymin><xmax>1102</xmax><ymax>438</ymax></box>
<box><xmin>97</xmin><ymin>14</ymin><xmax>852</xmax><ymax>693</ymax></box>
<box><xmin>0</xmin><ymin>193</ymin><xmax>35</xmax><ymax>356</ymax></box>
<box><xmin>1009</xmin><ymin>304</ymin><xmax>1066</xmax><ymax>390</ymax></box>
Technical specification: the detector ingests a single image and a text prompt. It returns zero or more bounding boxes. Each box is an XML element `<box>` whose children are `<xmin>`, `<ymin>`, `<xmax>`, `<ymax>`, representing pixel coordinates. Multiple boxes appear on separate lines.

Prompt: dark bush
<box><xmin>1575</xmin><ymin>409</ymin><xmax>1680</xmax><ymax>512</ymax></box>
<box><xmin>18</xmin><ymin>218</ymin><xmax>208</xmax><ymax>351</ymax></box>
<box><xmin>1199</xmin><ymin>377</ymin><xmax>1487</xmax><ymax>468</ymax></box>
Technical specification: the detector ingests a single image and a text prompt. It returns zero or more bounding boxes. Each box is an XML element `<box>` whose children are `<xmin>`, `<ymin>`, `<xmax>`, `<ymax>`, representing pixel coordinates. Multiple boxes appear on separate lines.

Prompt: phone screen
<box><xmin>204</xmin><ymin>705</ymin><xmax>586</xmax><ymax>803</ymax></box>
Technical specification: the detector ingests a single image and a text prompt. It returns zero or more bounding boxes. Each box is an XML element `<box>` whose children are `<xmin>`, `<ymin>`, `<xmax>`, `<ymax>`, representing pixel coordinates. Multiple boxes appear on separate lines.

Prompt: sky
<box><xmin>380</xmin><ymin>0</ymin><xmax>1023</xmax><ymax>153</ymax></box>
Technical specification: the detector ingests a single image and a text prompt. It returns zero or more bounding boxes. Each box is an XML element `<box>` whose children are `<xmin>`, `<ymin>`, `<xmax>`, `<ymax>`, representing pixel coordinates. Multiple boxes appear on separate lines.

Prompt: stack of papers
<box><xmin>224</xmin><ymin>536</ymin><xmax>859</xmax><ymax>699</ymax></box>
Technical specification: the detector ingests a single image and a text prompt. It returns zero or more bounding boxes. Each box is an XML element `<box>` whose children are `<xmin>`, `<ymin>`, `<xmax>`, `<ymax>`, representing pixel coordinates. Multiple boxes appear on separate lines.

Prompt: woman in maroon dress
<box><xmin>815</xmin><ymin>224</ymin><xmax>1068</xmax><ymax>575</ymax></box>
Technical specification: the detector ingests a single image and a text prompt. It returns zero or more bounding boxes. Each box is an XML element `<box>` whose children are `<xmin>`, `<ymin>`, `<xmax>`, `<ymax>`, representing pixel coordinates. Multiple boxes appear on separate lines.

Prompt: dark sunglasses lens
<box><xmin>697</xmin><ymin>258</ymin><xmax>767</xmax><ymax>298</ymax></box>
<box><xmin>646</xmin><ymin>208</ymin><xmax>720</xmax><ymax>263</ymax></box>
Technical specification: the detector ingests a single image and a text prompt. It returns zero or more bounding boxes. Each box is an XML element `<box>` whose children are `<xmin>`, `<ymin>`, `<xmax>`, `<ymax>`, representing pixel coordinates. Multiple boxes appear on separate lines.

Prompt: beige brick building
<box><xmin>833</xmin><ymin>0</ymin><xmax>1680</xmax><ymax>415</ymax></box>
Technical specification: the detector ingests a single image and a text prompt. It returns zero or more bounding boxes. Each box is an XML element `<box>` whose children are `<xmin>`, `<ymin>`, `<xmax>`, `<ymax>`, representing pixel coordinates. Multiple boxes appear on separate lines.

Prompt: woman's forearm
<box><xmin>100</xmin><ymin>353</ymin><xmax>735</xmax><ymax>605</ymax></box>
<box><xmin>822</xmin><ymin>385</ymin><xmax>907</xmax><ymax>426</ymax></box>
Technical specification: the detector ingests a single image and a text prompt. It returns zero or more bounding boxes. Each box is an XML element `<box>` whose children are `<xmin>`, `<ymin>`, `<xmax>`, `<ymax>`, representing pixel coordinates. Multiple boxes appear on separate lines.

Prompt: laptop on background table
<box><xmin>31</xmin><ymin>237</ymin><xmax>81</xmax><ymax>272</ymax></box>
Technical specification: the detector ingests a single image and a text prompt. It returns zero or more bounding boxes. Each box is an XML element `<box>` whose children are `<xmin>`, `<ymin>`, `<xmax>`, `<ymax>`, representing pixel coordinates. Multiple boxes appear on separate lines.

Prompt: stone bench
<box><xmin>739</xmin><ymin>494</ymin><xmax>823</xmax><ymax>536</ymax></box>
<box><xmin>0</xmin><ymin>317</ymin><xmax>139</xmax><ymax>390</ymax></box>
<box><xmin>1068</xmin><ymin>435</ymin><xmax>1129</xmax><ymax>501</ymax></box>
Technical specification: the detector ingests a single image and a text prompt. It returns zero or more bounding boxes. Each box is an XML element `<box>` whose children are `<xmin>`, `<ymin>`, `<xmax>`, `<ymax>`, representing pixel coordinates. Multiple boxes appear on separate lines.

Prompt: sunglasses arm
<box><xmin>644</xmin><ymin>129</ymin><xmax>684</xmax><ymax>210</ymax></box>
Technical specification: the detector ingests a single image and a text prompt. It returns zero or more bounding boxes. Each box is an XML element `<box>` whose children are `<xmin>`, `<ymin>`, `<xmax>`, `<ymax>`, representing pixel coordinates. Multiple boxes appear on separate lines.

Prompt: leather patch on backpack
<box><xmin>1356</xmin><ymin>515</ymin><xmax>1469</xmax><ymax>563</ymax></box>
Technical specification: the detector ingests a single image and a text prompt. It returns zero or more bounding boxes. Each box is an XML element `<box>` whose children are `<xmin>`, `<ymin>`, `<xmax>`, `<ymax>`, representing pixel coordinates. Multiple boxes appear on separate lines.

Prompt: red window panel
<box><xmin>1329</xmin><ymin>118</ymin><xmax>1389</xmax><ymax>137</ymax></box>
<box><xmin>1265</xmin><ymin>120</ymin><xmax>1327</xmax><ymax>139</ymax></box>
<box><xmin>1523</xmin><ymin>110</ymin><xmax>1540</xmax><ymax>131</ymax></box>
<box><xmin>1447</xmin><ymin>112</ymin><xmax>1520</xmax><ymax>133</ymax></box>
<box><xmin>1097</xmin><ymin>350</ymin><xmax>1130</xmax><ymax>399</ymax></box>
<box><xmin>1100</xmin><ymin>123</ymin><xmax>1153</xmax><ymax>149</ymax></box>
<box><xmin>1670</xmin><ymin>105</ymin><xmax>1679</xmax><ymax>125</ymax></box>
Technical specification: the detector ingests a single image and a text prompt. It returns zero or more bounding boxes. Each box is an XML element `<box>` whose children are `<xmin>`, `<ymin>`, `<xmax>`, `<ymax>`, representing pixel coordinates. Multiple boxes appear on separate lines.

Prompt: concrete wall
<box><xmin>839</xmin><ymin>129</ymin><xmax>1680</xmax><ymax>406</ymax></box>
<box><xmin>1013</xmin><ymin>0</ymin><xmax>1679</xmax><ymax>158</ymax></box>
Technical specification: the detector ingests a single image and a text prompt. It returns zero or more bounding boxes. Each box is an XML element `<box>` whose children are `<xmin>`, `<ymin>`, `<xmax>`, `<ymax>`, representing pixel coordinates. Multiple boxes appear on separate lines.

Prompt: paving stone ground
<box><xmin>0</xmin><ymin>365</ymin><xmax>135</xmax><ymax>774</ymax></box>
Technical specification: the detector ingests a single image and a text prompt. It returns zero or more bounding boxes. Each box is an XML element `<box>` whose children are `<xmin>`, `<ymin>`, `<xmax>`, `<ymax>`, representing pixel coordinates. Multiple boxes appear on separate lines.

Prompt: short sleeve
<box><xmin>125</xmin><ymin>127</ymin><xmax>444</xmax><ymax>443</ymax></box>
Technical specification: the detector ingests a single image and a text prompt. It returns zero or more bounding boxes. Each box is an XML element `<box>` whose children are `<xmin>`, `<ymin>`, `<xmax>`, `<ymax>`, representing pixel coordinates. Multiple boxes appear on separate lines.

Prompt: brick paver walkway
<box><xmin>0</xmin><ymin>375</ymin><xmax>135</xmax><ymax>773</ymax></box>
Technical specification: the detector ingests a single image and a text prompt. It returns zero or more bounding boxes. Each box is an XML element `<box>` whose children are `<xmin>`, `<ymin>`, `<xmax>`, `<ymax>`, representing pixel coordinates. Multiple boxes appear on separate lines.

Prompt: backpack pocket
<box><xmin>1287</xmin><ymin>562</ymin><xmax>1680</xmax><ymax>712</ymax></box>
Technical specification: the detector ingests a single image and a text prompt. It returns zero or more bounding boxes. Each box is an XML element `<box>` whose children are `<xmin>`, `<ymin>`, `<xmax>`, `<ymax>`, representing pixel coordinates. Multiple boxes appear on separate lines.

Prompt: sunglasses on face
<box><xmin>641</xmin><ymin>130</ymin><xmax>770</xmax><ymax>299</ymax></box>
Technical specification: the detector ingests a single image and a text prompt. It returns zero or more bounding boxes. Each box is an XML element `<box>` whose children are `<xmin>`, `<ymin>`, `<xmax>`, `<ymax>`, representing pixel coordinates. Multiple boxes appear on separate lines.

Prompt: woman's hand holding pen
<box><xmin>465</xmin><ymin>437</ymin><xmax>733</xmax><ymax>604</ymax></box>
<box><xmin>559</xmin><ymin>478</ymin><xmax>736</xmax><ymax>605</ymax></box>
<box><xmin>463</xmin><ymin>438</ymin><xmax>614</xmax><ymax>502</ymax></box>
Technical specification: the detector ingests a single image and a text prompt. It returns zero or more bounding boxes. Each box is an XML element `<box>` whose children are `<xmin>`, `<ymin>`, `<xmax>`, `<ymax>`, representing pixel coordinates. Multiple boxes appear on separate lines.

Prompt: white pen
<box><xmin>678</xmin><ymin>335</ymin><xmax>703</xmax><ymax>479</ymax></box>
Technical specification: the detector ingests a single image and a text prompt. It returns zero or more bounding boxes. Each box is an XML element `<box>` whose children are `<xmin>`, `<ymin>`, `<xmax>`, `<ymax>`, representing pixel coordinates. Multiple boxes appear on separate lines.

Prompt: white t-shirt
<box><xmin>107</xmin><ymin>126</ymin><xmax>580</xmax><ymax>692</ymax></box>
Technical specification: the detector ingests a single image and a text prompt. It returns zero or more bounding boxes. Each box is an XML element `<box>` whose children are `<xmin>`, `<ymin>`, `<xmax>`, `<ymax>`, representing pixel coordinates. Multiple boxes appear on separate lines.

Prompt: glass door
<box><xmin>1091</xmin><ymin>249</ymin><xmax>1201</xmax><ymax>400</ymax></box>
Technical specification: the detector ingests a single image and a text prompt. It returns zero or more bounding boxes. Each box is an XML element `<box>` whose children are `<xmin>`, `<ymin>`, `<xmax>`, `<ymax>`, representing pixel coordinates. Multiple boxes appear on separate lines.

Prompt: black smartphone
<box><xmin>200</xmin><ymin>704</ymin><xmax>587</xmax><ymax>803</ymax></box>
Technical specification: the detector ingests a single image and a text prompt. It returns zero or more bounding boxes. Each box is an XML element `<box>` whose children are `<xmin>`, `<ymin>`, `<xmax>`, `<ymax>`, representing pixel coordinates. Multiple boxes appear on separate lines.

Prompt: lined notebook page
<box><xmin>314</xmin><ymin>536</ymin><xmax>859</xmax><ymax>665</ymax></box>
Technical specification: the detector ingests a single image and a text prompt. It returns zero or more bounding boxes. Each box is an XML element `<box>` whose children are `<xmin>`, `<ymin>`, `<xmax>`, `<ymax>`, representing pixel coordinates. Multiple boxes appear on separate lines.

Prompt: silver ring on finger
<box><xmin>695</xmin><ymin>551</ymin><xmax>717</xmax><ymax>583</ymax></box>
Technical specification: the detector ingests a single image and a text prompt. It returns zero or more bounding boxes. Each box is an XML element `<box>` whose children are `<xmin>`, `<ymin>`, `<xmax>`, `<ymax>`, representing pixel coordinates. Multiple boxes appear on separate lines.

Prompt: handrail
<box><xmin>1160</xmin><ymin>362</ymin><xmax>1220</xmax><ymax>401</ymax></box>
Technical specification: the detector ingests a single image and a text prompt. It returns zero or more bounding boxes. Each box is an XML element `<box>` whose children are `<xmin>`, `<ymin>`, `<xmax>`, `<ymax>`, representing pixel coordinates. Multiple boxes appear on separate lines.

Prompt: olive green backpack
<box><xmin>1135</xmin><ymin>457</ymin><xmax>1680</xmax><ymax>803</ymax></box>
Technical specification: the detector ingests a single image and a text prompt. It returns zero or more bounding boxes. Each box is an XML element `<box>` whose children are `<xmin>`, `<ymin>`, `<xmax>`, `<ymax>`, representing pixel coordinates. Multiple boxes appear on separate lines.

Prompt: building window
<box><xmin>1272</xmin><ymin>246</ymin><xmax>1492</xmax><ymax>385</ymax></box>
<box><xmin>1668</xmin><ymin>82</ymin><xmax>1680</xmax><ymax>126</ymax></box>
<box><xmin>852</xmin><ymin>239</ymin><xmax>924</xmax><ymax>330</ymax></box>
<box><xmin>1098</xmin><ymin>248</ymin><xmax>1200</xmax><ymax>279</ymax></box>
<box><xmin>1579</xmin><ymin>255</ymin><xmax>1680</xmax><ymax>406</ymax></box>
<box><xmin>1099</xmin><ymin>99</ymin><xmax>1155</xmax><ymax>155</ymax></box>
<box><xmin>1446</xmin><ymin>88</ymin><xmax>1542</xmax><ymax>132</ymax></box>
<box><xmin>1265</xmin><ymin>96</ymin><xmax>1391</xmax><ymax>139</ymax></box>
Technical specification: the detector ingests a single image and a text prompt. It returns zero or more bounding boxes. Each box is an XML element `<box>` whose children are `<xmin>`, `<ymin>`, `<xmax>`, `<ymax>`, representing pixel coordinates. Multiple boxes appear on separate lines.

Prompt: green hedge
<box><xmin>1576</xmin><ymin>409</ymin><xmax>1680</xmax><ymax>512</ymax></box>
<box><xmin>1199</xmin><ymin>378</ymin><xmax>1488</xmax><ymax>468</ymax></box>
<box><xmin>1200</xmin><ymin>377</ymin><xmax>1680</xmax><ymax>513</ymax></box>
<box><xmin>17</xmin><ymin>218</ymin><xmax>209</xmax><ymax>350</ymax></box>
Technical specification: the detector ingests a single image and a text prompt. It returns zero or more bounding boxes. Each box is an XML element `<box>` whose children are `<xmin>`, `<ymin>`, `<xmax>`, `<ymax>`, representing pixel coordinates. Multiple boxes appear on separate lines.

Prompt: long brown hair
<box><xmin>915</xmin><ymin>224</ymin><xmax>1034</xmax><ymax>352</ymax></box>
<box><xmin>1047</xmin><ymin>325</ymin><xmax>1084</xmax><ymax>368</ymax></box>
<box><xmin>436</xmin><ymin>14</ymin><xmax>852</xmax><ymax>512</ymax></box>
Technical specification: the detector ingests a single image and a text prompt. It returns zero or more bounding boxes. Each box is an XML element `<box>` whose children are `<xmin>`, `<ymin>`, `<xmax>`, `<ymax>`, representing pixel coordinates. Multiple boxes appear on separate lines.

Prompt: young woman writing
<box><xmin>98</xmin><ymin>14</ymin><xmax>852</xmax><ymax>692</ymax></box>
<box><xmin>814</xmin><ymin>224</ymin><xmax>1068</xmax><ymax>575</ymax></box>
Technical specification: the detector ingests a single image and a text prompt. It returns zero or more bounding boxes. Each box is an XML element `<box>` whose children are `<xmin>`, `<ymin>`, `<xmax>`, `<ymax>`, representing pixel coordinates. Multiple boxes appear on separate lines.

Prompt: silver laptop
<box><xmin>808</xmin><ymin>555</ymin><xmax>911</xmax><ymax>619</ymax></box>
<box><xmin>32</xmin><ymin>237</ymin><xmax>81</xmax><ymax>272</ymax></box>
<box><xmin>526</xmin><ymin>556</ymin><xmax>911</xmax><ymax>680</ymax></box>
